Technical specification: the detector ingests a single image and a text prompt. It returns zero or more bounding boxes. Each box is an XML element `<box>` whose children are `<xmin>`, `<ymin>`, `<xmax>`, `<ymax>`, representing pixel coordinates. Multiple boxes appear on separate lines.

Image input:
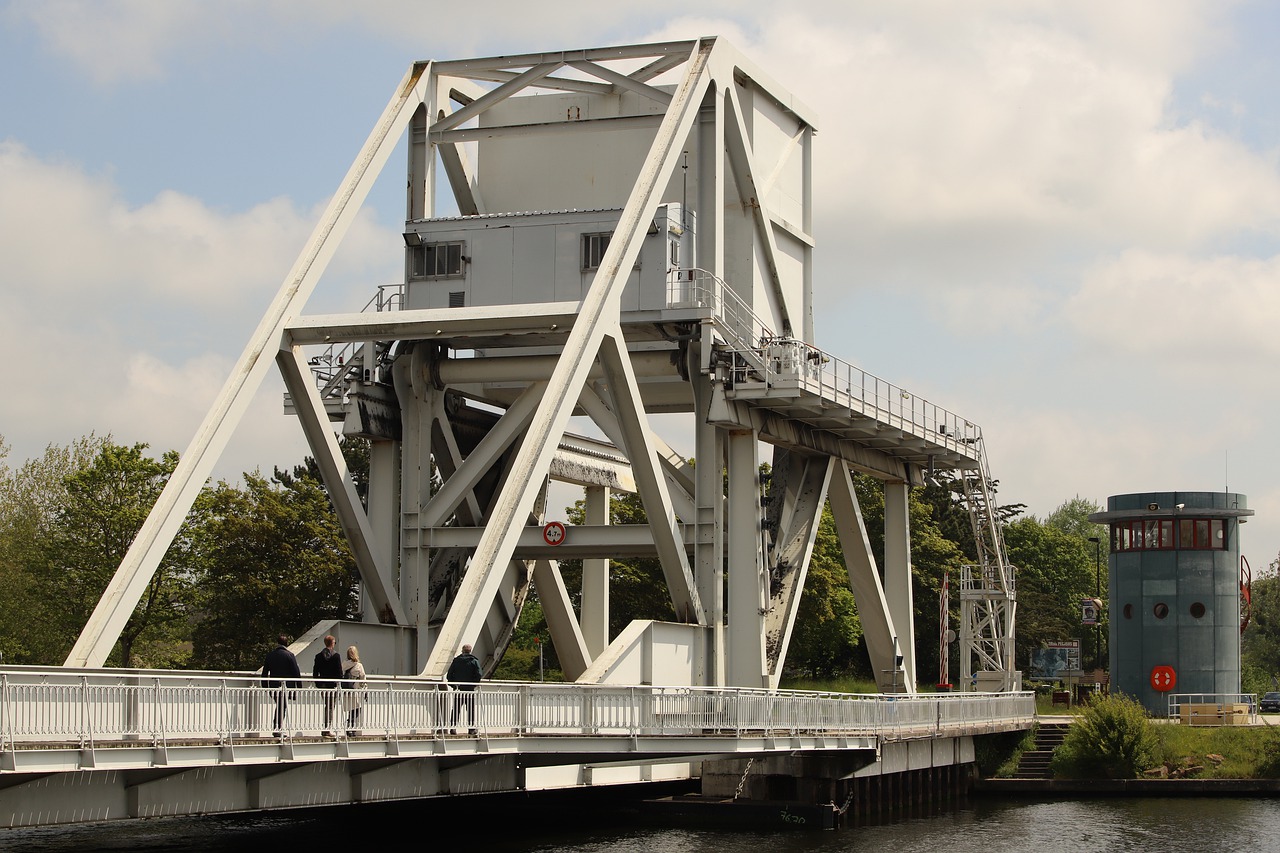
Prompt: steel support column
<box><xmin>883</xmin><ymin>481</ymin><xmax>916</xmax><ymax>691</ymax></box>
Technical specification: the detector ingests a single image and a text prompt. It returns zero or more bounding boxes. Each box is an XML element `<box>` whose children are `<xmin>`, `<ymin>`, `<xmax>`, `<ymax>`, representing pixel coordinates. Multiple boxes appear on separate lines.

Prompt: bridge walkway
<box><xmin>0</xmin><ymin>668</ymin><xmax>1034</xmax><ymax>828</ymax></box>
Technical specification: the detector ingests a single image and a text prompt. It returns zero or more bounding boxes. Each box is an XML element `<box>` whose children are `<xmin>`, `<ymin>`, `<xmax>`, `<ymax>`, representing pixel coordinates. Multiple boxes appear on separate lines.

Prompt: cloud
<box><xmin>1068</xmin><ymin>250</ymin><xmax>1280</xmax><ymax>362</ymax></box>
<box><xmin>0</xmin><ymin>140</ymin><xmax>395</xmax><ymax>478</ymax></box>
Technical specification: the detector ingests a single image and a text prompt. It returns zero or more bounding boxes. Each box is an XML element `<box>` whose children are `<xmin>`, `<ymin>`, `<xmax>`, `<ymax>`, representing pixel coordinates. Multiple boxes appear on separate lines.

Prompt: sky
<box><xmin>2</xmin><ymin>0</ymin><xmax>1280</xmax><ymax>571</ymax></box>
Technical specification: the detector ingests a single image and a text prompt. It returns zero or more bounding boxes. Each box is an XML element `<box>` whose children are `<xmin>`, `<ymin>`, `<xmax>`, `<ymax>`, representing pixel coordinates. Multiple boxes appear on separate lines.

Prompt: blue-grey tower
<box><xmin>1090</xmin><ymin>492</ymin><xmax>1253</xmax><ymax>714</ymax></box>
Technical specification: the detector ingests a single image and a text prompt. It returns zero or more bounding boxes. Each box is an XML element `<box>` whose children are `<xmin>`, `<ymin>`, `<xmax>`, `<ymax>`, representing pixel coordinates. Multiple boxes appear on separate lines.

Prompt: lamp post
<box><xmin>1088</xmin><ymin>535</ymin><xmax>1102</xmax><ymax>672</ymax></box>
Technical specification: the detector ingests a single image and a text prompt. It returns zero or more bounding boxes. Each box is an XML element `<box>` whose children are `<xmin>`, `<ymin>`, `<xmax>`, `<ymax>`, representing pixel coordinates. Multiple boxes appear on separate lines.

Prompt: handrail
<box><xmin>0</xmin><ymin>668</ymin><xmax>1033</xmax><ymax>752</ymax></box>
<box><xmin>667</xmin><ymin>268</ymin><xmax>982</xmax><ymax>462</ymax></box>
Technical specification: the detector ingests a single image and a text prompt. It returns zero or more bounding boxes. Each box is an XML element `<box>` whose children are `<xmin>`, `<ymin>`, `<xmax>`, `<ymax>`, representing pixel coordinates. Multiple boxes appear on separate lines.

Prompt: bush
<box><xmin>1051</xmin><ymin>693</ymin><xmax>1160</xmax><ymax>779</ymax></box>
<box><xmin>1256</xmin><ymin>722</ymin><xmax>1280</xmax><ymax>778</ymax></box>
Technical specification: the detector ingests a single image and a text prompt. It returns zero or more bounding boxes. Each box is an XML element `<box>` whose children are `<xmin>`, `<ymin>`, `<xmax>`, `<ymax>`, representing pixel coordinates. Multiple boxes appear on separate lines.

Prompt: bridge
<box><xmin>4</xmin><ymin>38</ymin><xmax>1034</xmax><ymax>832</ymax></box>
<box><xmin>0</xmin><ymin>667</ymin><xmax>1033</xmax><ymax>828</ymax></box>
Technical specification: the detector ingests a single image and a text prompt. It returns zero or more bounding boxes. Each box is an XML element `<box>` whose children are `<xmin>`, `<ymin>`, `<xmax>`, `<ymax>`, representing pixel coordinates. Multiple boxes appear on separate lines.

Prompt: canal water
<box><xmin>1</xmin><ymin>792</ymin><xmax>1276</xmax><ymax>851</ymax></box>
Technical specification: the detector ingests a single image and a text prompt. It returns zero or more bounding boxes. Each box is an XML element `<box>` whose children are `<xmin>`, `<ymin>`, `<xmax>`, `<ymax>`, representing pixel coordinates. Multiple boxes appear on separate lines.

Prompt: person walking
<box><xmin>446</xmin><ymin>643</ymin><xmax>483</xmax><ymax>735</ymax></box>
<box><xmin>342</xmin><ymin>645</ymin><xmax>367</xmax><ymax>735</ymax></box>
<box><xmin>312</xmin><ymin>634</ymin><xmax>343</xmax><ymax>736</ymax></box>
<box><xmin>262</xmin><ymin>634</ymin><xmax>302</xmax><ymax>737</ymax></box>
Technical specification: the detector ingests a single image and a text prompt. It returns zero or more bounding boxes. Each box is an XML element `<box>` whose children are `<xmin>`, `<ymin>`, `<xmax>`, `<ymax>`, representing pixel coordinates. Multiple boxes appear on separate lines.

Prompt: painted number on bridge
<box><xmin>1150</xmin><ymin>665</ymin><xmax>1177</xmax><ymax>692</ymax></box>
<box><xmin>543</xmin><ymin>521</ymin><xmax>566</xmax><ymax>546</ymax></box>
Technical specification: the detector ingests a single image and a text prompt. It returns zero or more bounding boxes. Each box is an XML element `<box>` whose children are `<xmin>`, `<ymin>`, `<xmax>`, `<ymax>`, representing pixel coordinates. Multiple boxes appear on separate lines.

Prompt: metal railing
<box><xmin>1166</xmin><ymin>693</ymin><xmax>1258</xmax><ymax>724</ymax></box>
<box><xmin>0</xmin><ymin>669</ymin><xmax>1032</xmax><ymax>752</ymax></box>
<box><xmin>305</xmin><ymin>283</ymin><xmax>405</xmax><ymax>400</ymax></box>
<box><xmin>666</xmin><ymin>268</ymin><xmax>982</xmax><ymax>463</ymax></box>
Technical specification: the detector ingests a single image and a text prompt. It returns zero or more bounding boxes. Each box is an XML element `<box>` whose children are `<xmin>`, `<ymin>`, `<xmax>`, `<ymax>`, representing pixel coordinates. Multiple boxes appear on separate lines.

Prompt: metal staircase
<box><xmin>958</xmin><ymin>431</ymin><xmax>1019</xmax><ymax>690</ymax></box>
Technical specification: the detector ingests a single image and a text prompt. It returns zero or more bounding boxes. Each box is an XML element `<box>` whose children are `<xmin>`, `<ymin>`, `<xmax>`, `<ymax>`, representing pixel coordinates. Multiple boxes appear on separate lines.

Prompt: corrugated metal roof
<box><xmin>407</xmin><ymin>208</ymin><xmax>623</xmax><ymax>225</ymax></box>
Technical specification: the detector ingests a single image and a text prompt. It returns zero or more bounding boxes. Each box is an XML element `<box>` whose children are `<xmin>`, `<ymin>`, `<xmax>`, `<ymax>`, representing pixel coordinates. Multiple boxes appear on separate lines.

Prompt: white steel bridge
<box><xmin>7</xmin><ymin>37</ymin><xmax>1039</xmax><ymax>834</ymax></box>
<box><xmin>0</xmin><ymin>667</ymin><xmax>1033</xmax><ymax>828</ymax></box>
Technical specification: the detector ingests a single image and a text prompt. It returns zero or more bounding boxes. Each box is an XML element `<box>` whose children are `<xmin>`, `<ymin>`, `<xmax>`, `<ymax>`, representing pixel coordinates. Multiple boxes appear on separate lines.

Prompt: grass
<box><xmin>985</xmin><ymin>728</ymin><xmax>1036</xmax><ymax>778</ymax></box>
<box><xmin>778</xmin><ymin>676</ymin><xmax>881</xmax><ymax>694</ymax></box>
<box><xmin>1152</xmin><ymin>721</ymin><xmax>1280</xmax><ymax>778</ymax></box>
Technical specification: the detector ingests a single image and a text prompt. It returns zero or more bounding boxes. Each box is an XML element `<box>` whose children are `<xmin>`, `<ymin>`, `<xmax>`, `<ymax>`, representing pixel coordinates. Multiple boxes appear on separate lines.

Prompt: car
<box><xmin>1261</xmin><ymin>692</ymin><xmax>1280</xmax><ymax>713</ymax></box>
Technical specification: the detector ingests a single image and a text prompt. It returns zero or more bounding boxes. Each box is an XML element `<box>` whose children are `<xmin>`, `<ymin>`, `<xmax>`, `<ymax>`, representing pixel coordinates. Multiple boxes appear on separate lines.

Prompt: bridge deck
<box><xmin>1</xmin><ymin>669</ymin><xmax>1033</xmax><ymax>774</ymax></box>
<box><xmin>0</xmin><ymin>669</ymin><xmax>1034</xmax><ymax>829</ymax></box>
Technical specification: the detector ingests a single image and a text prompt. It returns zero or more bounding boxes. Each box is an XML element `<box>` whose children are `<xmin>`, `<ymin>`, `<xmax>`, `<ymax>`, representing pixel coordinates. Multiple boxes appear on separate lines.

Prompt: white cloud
<box><xmin>0</xmin><ymin>141</ymin><xmax>393</xmax><ymax>478</ymax></box>
<box><xmin>1068</xmin><ymin>250</ymin><xmax>1280</xmax><ymax>361</ymax></box>
<box><xmin>8</xmin><ymin>0</ymin><xmax>1280</xmax><ymax>567</ymax></box>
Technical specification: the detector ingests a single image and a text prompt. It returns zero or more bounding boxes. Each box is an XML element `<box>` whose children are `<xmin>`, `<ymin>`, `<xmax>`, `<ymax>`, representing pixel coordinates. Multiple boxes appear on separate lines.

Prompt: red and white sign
<box><xmin>1150</xmin><ymin>665</ymin><xmax>1177</xmax><ymax>692</ymax></box>
<box><xmin>542</xmin><ymin>521</ymin><xmax>566</xmax><ymax>546</ymax></box>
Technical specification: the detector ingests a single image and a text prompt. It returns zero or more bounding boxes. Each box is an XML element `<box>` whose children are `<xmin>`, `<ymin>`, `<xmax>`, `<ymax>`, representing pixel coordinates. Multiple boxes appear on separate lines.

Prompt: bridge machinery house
<box><xmin>1</xmin><ymin>38</ymin><xmax>1030</xmax><ymax>829</ymax></box>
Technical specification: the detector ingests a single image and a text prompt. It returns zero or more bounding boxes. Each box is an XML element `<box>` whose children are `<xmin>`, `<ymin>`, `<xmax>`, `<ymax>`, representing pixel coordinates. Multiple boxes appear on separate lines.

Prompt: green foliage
<box><xmin>975</xmin><ymin>729</ymin><xmax>1034</xmax><ymax>777</ymax></box>
<box><xmin>778</xmin><ymin>675</ymin><xmax>879</xmax><ymax>694</ymax></box>
<box><xmin>1044</xmin><ymin>496</ymin><xmax>1107</xmax><ymax>543</ymax></box>
<box><xmin>1256</xmin><ymin>722</ymin><xmax>1280</xmax><ymax>778</ymax></box>
<box><xmin>491</xmin><ymin>596</ymin><xmax>564</xmax><ymax>681</ymax></box>
<box><xmin>1243</xmin><ymin>571</ymin><xmax>1280</xmax><ymax>692</ymax></box>
<box><xmin>0</xmin><ymin>436</ymin><xmax>208</xmax><ymax>667</ymax></box>
<box><xmin>1051</xmin><ymin>694</ymin><xmax>1160</xmax><ymax>778</ymax></box>
<box><xmin>52</xmin><ymin>441</ymin><xmax>197</xmax><ymax>668</ymax></box>
<box><xmin>785</xmin><ymin>509</ymin><xmax>864</xmax><ymax>677</ymax></box>
<box><xmin>1004</xmin><ymin>515</ymin><xmax>1099</xmax><ymax>670</ymax></box>
<box><xmin>189</xmin><ymin>470</ymin><xmax>358</xmax><ymax>670</ymax></box>
<box><xmin>559</xmin><ymin>489</ymin><xmax>677</xmax><ymax>637</ymax></box>
<box><xmin>274</xmin><ymin>436</ymin><xmax>372</xmax><ymax>506</ymax></box>
<box><xmin>0</xmin><ymin>434</ymin><xmax>107</xmax><ymax>663</ymax></box>
<box><xmin>1154</xmin><ymin>723</ymin><xmax>1280</xmax><ymax>778</ymax></box>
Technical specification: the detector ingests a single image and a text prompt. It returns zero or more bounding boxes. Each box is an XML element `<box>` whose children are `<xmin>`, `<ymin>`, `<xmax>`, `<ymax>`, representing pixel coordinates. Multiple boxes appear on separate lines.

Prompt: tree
<box><xmin>0</xmin><ymin>436</ymin><xmax>108</xmax><ymax>663</ymax></box>
<box><xmin>1243</xmin><ymin>567</ymin><xmax>1280</xmax><ymax>694</ymax></box>
<box><xmin>49</xmin><ymin>441</ymin><xmax>200</xmax><ymax>668</ymax></box>
<box><xmin>1045</xmin><ymin>496</ymin><xmax>1107</xmax><ymax>542</ymax></box>
<box><xmin>274</xmin><ymin>436</ymin><xmax>372</xmax><ymax>507</ymax></box>
<box><xmin>1003</xmin><ymin>516</ymin><xmax>1096</xmax><ymax>671</ymax></box>
<box><xmin>785</xmin><ymin>507</ymin><xmax>864</xmax><ymax>678</ymax></box>
<box><xmin>190</xmin><ymin>470</ymin><xmax>359</xmax><ymax>670</ymax></box>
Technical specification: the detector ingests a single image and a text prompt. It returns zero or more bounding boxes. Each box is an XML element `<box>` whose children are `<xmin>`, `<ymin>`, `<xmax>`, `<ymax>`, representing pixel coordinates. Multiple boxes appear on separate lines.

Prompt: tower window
<box><xmin>1110</xmin><ymin>517</ymin><xmax>1225</xmax><ymax>551</ymax></box>
<box><xmin>582</xmin><ymin>232</ymin><xmax>611</xmax><ymax>270</ymax></box>
<box><xmin>410</xmin><ymin>241</ymin><xmax>465</xmax><ymax>279</ymax></box>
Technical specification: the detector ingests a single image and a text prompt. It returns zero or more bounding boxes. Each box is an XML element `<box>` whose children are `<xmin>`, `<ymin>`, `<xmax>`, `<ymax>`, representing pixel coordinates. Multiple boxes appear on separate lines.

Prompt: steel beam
<box><xmin>277</xmin><ymin>342</ymin><xmax>404</xmax><ymax>623</ymax></box>
<box><xmin>66</xmin><ymin>61</ymin><xmax>432</xmax><ymax>667</ymax></box>
<box><xmin>422</xmin><ymin>38</ymin><xmax>715</xmax><ymax>678</ymax></box>
<box><xmin>827</xmin><ymin>463</ymin><xmax>904</xmax><ymax>694</ymax></box>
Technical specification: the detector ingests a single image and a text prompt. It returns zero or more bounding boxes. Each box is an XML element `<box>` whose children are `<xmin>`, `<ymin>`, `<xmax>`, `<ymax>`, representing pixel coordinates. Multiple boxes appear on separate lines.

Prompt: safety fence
<box><xmin>1166</xmin><ymin>692</ymin><xmax>1259</xmax><ymax>726</ymax></box>
<box><xmin>667</xmin><ymin>269</ymin><xmax>981</xmax><ymax>464</ymax></box>
<box><xmin>0</xmin><ymin>669</ymin><xmax>1033</xmax><ymax>751</ymax></box>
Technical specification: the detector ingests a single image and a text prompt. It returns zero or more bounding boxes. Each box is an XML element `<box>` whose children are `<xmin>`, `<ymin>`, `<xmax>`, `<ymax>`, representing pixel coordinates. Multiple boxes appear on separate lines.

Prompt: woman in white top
<box><xmin>342</xmin><ymin>645</ymin><xmax>367</xmax><ymax>734</ymax></box>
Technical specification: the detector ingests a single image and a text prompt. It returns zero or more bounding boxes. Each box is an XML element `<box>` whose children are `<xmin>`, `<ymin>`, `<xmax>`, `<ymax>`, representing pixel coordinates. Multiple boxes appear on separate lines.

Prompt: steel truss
<box><xmin>67</xmin><ymin>38</ymin><xmax>1017</xmax><ymax>694</ymax></box>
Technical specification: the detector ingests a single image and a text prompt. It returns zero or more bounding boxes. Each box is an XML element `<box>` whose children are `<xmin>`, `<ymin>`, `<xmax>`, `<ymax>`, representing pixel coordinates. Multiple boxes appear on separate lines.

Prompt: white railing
<box><xmin>1166</xmin><ymin>692</ymin><xmax>1258</xmax><ymax>724</ymax></box>
<box><xmin>0</xmin><ymin>669</ymin><xmax>1033</xmax><ymax>750</ymax></box>
<box><xmin>667</xmin><ymin>269</ymin><xmax>982</xmax><ymax>463</ymax></box>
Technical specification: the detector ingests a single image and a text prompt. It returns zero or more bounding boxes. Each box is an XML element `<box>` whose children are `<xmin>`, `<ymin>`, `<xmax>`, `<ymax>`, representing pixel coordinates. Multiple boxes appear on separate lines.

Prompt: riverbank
<box><xmin>984</xmin><ymin>710</ymin><xmax>1280</xmax><ymax>788</ymax></box>
<box><xmin>975</xmin><ymin>777</ymin><xmax>1280</xmax><ymax>795</ymax></box>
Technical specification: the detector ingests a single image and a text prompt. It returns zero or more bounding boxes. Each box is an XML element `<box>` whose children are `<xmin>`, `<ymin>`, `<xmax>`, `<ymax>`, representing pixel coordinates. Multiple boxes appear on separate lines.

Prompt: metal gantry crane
<box><xmin>66</xmin><ymin>38</ymin><xmax>1019</xmax><ymax>693</ymax></box>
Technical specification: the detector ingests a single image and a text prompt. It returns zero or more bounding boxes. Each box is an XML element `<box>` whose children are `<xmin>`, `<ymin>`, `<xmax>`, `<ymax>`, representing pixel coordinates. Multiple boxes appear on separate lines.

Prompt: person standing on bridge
<box><xmin>447</xmin><ymin>643</ymin><xmax>483</xmax><ymax>735</ymax></box>
<box><xmin>262</xmin><ymin>634</ymin><xmax>302</xmax><ymax>737</ymax></box>
<box><xmin>342</xmin><ymin>644</ymin><xmax>367</xmax><ymax>735</ymax></box>
<box><xmin>313</xmin><ymin>634</ymin><xmax>343</xmax><ymax>736</ymax></box>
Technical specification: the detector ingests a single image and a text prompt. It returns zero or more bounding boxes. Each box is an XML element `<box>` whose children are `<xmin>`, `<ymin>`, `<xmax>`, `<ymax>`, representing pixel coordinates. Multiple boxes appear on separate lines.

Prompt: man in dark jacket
<box><xmin>312</xmin><ymin>634</ymin><xmax>343</xmax><ymax>736</ymax></box>
<box><xmin>262</xmin><ymin>634</ymin><xmax>302</xmax><ymax>736</ymax></box>
<box><xmin>446</xmin><ymin>644</ymin><xmax>483</xmax><ymax>735</ymax></box>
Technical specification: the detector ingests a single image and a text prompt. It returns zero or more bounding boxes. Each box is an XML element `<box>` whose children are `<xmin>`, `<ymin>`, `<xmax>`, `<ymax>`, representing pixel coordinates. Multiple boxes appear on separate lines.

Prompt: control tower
<box><xmin>1090</xmin><ymin>492</ymin><xmax>1253</xmax><ymax>714</ymax></box>
<box><xmin>68</xmin><ymin>39</ymin><xmax>1017</xmax><ymax>692</ymax></box>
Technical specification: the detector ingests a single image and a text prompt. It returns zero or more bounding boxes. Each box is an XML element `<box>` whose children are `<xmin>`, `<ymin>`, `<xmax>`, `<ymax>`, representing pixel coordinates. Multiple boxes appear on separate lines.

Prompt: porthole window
<box><xmin>1190</xmin><ymin>602</ymin><xmax>1206</xmax><ymax>619</ymax></box>
<box><xmin>1124</xmin><ymin>604</ymin><xmax>1133</xmax><ymax>619</ymax></box>
<box><xmin>1153</xmin><ymin>602</ymin><xmax>1169</xmax><ymax>619</ymax></box>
